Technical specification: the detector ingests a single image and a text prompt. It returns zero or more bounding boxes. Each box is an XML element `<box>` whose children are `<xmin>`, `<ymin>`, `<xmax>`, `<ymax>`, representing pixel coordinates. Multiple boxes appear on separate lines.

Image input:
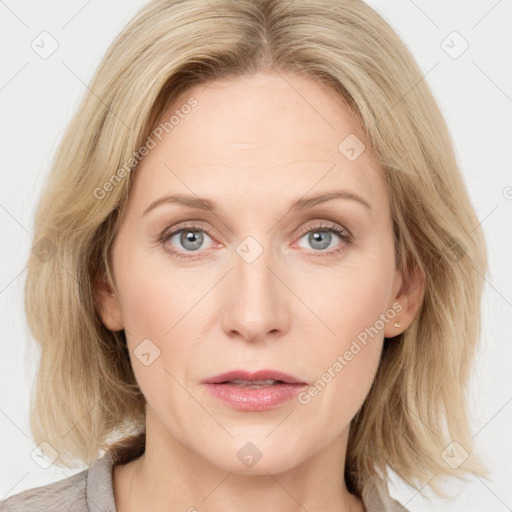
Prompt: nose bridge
<box><xmin>221</xmin><ymin>233</ymin><xmax>289</xmax><ymax>341</ymax></box>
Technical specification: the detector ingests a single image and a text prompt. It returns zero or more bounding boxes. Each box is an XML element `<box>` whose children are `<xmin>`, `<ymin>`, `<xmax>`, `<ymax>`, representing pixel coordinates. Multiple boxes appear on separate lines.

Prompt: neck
<box><xmin>113</xmin><ymin>409</ymin><xmax>364</xmax><ymax>512</ymax></box>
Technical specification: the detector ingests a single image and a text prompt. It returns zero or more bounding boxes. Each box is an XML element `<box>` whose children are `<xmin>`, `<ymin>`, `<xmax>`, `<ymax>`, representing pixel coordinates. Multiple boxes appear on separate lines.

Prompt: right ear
<box><xmin>94</xmin><ymin>271</ymin><xmax>124</xmax><ymax>331</ymax></box>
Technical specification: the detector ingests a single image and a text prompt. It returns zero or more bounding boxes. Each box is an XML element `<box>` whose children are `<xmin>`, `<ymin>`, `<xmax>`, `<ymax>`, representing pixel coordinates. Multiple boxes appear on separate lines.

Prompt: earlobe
<box><xmin>94</xmin><ymin>272</ymin><xmax>124</xmax><ymax>332</ymax></box>
<box><xmin>384</xmin><ymin>262</ymin><xmax>425</xmax><ymax>338</ymax></box>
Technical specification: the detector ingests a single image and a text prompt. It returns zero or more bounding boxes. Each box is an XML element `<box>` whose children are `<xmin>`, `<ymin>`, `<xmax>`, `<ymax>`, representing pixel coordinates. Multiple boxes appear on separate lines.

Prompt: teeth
<box><xmin>228</xmin><ymin>379</ymin><xmax>279</xmax><ymax>387</ymax></box>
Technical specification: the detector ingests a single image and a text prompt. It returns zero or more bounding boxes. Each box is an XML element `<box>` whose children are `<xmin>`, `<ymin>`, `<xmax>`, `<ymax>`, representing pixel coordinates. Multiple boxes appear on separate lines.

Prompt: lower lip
<box><xmin>203</xmin><ymin>382</ymin><xmax>307</xmax><ymax>411</ymax></box>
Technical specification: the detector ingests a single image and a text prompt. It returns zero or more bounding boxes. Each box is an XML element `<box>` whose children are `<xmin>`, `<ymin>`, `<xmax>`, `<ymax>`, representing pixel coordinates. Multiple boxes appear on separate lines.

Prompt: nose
<box><xmin>220</xmin><ymin>242</ymin><xmax>290</xmax><ymax>343</ymax></box>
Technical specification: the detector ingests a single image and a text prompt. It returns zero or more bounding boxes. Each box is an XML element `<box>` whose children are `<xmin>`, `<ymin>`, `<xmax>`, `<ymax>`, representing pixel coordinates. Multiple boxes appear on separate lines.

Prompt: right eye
<box><xmin>160</xmin><ymin>223</ymin><xmax>216</xmax><ymax>258</ymax></box>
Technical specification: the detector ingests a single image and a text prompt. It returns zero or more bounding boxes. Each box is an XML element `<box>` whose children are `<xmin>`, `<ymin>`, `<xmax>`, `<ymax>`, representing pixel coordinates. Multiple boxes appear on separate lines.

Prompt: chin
<box><xmin>197</xmin><ymin>439</ymin><xmax>308</xmax><ymax>475</ymax></box>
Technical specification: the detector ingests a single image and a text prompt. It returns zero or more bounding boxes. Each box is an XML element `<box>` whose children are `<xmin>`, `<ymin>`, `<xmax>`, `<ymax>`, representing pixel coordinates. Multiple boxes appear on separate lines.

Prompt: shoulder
<box><xmin>361</xmin><ymin>474</ymin><xmax>410</xmax><ymax>512</ymax></box>
<box><xmin>1</xmin><ymin>447</ymin><xmax>132</xmax><ymax>512</ymax></box>
<box><xmin>0</xmin><ymin>467</ymin><xmax>89</xmax><ymax>512</ymax></box>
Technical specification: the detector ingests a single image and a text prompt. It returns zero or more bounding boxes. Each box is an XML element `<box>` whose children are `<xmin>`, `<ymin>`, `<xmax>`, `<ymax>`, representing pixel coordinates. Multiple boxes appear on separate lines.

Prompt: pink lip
<box><xmin>203</xmin><ymin>382</ymin><xmax>306</xmax><ymax>411</ymax></box>
<box><xmin>202</xmin><ymin>369</ymin><xmax>307</xmax><ymax>385</ymax></box>
<box><xmin>202</xmin><ymin>369</ymin><xmax>308</xmax><ymax>412</ymax></box>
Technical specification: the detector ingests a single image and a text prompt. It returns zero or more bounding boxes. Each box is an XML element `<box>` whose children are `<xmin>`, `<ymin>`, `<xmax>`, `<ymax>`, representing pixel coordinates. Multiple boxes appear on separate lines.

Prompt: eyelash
<box><xmin>157</xmin><ymin>221</ymin><xmax>353</xmax><ymax>260</ymax></box>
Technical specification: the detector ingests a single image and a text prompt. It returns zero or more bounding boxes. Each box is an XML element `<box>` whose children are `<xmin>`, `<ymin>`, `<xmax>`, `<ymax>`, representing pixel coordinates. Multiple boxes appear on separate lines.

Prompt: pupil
<box><xmin>181</xmin><ymin>230</ymin><xmax>202</xmax><ymax>250</ymax></box>
<box><xmin>310</xmin><ymin>231</ymin><xmax>330</xmax><ymax>250</ymax></box>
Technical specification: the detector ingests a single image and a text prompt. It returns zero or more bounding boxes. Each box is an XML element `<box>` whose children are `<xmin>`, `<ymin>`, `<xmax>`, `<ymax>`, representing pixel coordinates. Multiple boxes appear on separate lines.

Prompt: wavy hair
<box><xmin>24</xmin><ymin>0</ymin><xmax>489</xmax><ymax>499</ymax></box>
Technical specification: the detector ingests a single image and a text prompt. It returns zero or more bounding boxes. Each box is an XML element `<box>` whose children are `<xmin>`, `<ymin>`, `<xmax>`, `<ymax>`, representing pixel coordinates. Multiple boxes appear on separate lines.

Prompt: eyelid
<box><xmin>160</xmin><ymin>219</ymin><xmax>217</xmax><ymax>239</ymax></box>
<box><xmin>159</xmin><ymin>218</ymin><xmax>350</xmax><ymax>243</ymax></box>
<box><xmin>295</xmin><ymin>220</ymin><xmax>352</xmax><ymax>240</ymax></box>
<box><xmin>159</xmin><ymin>221</ymin><xmax>352</xmax><ymax>262</ymax></box>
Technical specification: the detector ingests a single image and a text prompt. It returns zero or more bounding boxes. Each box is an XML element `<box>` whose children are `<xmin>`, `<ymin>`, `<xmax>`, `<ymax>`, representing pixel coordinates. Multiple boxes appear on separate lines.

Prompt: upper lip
<box><xmin>202</xmin><ymin>369</ymin><xmax>307</xmax><ymax>385</ymax></box>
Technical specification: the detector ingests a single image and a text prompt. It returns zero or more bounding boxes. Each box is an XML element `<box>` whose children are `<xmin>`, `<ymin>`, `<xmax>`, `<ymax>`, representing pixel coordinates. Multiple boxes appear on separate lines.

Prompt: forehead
<box><xmin>128</xmin><ymin>71</ymin><xmax>387</xmax><ymax>215</ymax></box>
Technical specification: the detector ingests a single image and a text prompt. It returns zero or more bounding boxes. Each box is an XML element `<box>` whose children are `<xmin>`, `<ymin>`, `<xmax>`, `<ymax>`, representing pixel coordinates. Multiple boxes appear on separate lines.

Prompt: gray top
<box><xmin>0</xmin><ymin>451</ymin><xmax>409</xmax><ymax>511</ymax></box>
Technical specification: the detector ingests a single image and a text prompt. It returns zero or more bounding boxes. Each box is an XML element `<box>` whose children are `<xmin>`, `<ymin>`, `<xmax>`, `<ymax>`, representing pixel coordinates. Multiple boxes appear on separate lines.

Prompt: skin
<box><xmin>96</xmin><ymin>69</ymin><xmax>424</xmax><ymax>512</ymax></box>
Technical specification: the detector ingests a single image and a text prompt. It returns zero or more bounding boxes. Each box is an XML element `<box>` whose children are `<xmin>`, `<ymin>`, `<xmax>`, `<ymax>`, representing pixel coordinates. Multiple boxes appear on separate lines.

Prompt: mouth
<box><xmin>201</xmin><ymin>369</ymin><xmax>308</xmax><ymax>411</ymax></box>
<box><xmin>202</xmin><ymin>369</ymin><xmax>308</xmax><ymax>386</ymax></box>
<box><xmin>222</xmin><ymin>379</ymin><xmax>289</xmax><ymax>388</ymax></box>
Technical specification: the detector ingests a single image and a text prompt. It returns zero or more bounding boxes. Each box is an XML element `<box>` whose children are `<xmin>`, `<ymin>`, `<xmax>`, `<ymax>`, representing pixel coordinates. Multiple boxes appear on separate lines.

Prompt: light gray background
<box><xmin>1</xmin><ymin>1</ymin><xmax>511</xmax><ymax>510</ymax></box>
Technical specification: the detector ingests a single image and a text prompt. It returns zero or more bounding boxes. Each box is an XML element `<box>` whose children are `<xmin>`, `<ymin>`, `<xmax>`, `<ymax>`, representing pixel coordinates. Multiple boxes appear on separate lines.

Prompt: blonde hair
<box><xmin>25</xmin><ymin>0</ymin><xmax>489</xmax><ymax>499</ymax></box>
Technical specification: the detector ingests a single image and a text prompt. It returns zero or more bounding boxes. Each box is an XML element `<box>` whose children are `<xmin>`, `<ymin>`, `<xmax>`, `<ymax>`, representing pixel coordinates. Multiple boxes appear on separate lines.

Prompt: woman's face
<box><xmin>98</xmin><ymin>70</ymin><xmax>417</xmax><ymax>474</ymax></box>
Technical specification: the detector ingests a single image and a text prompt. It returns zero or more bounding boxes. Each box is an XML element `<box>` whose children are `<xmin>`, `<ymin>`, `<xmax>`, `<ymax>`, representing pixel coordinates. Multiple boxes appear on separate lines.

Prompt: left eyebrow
<box><xmin>291</xmin><ymin>190</ymin><xmax>372</xmax><ymax>211</ymax></box>
<box><xmin>142</xmin><ymin>189</ymin><xmax>372</xmax><ymax>216</ymax></box>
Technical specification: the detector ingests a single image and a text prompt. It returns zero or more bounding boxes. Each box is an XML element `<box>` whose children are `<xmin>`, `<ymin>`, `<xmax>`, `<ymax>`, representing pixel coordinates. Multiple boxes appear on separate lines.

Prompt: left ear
<box><xmin>384</xmin><ymin>260</ymin><xmax>425</xmax><ymax>338</ymax></box>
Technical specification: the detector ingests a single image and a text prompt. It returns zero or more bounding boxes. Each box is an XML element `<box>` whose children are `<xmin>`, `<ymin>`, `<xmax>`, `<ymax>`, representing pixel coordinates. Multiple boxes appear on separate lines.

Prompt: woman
<box><xmin>1</xmin><ymin>0</ymin><xmax>489</xmax><ymax>511</ymax></box>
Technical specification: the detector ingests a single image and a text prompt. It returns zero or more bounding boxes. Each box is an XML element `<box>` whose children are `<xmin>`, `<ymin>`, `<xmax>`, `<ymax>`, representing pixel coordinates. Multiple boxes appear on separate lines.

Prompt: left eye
<box><xmin>297</xmin><ymin>226</ymin><xmax>346</xmax><ymax>252</ymax></box>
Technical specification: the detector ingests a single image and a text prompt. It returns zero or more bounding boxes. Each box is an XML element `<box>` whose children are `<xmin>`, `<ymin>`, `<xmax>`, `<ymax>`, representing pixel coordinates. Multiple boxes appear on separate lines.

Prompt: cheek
<box><xmin>304</xmin><ymin>255</ymin><xmax>394</xmax><ymax>349</ymax></box>
<box><xmin>298</xmin><ymin>258</ymin><xmax>393</xmax><ymax>413</ymax></box>
<box><xmin>113</xmin><ymin>255</ymin><xmax>194</xmax><ymax>383</ymax></box>
<box><xmin>117</xmin><ymin>265</ymin><xmax>199</xmax><ymax>421</ymax></box>
<box><xmin>116</xmin><ymin>251</ymin><xmax>194</xmax><ymax>338</ymax></box>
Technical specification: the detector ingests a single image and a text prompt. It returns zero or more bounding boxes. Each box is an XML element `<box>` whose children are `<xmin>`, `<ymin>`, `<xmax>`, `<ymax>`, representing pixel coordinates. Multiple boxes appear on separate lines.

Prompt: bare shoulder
<box><xmin>0</xmin><ymin>468</ymin><xmax>88</xmax><ymax>512</ymax></box>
